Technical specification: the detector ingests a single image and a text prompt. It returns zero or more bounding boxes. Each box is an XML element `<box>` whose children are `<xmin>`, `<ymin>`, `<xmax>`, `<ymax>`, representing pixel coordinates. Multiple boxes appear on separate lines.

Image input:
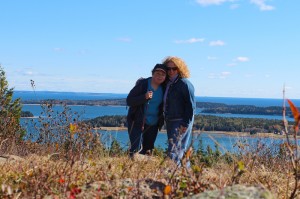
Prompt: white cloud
<box><xmin>208</xmin><ymin>73</ymin><xmax>217</xmax><ymax>79</ymax></box>
<box><xmin>250</xmin><ymin>0</ymin><xmax>275</xmax><ymax>11</ymax></box>
<box><xmin>221</xmin><ymin>71</ymin><xmax>231</xmax><ymax>76</ymax></box>
<box><xmin>235</xmin><ymin>57</ymin><xmax>250</xmax><ymax>62</ymax></box>
<box><xmin>53</xmin><ymin>47</ymin><xmax>64</xmax><ymax>52</ymax></box>
<box><xmin>174</xmin><ymin>38</ymin><xmax>205</xmax><ymax>44</ymax></box>
<box><xmin>207</xmin><ymin>56</ymin><xmax>218</xmax><ymax>60</ymax></box>
<box><xmin>265</xmin><ymin>74</ymin><xmax>271</xmax><ymax>78</ymax></box>
<box><xmin>227</xmin><ymin>63</ymin><xmax>237</xmax><ymax>66</ymax></box>
<box><xmin>227</xmin><ymin>57</ymin><xmax>249</xmax><ymax>66</ymax></box>
<box><xmin>230</xmin><ymin>4</ymin><xmax>240</xmax><ymax>9</ymax></box>
<box><xmin>196</xmin><ymin>0</ymin><xmax>230</xmax><ymax>6</ymax></box>
<box><xmin>117</xmin><ymin>37</ymin><xmax>132</xmax><ymax>42</ymax></box>
<box><xmin>220</xmin><ymin>71</ymin><xmax>231</xmax><ymax>79</ymax></box>
<box><xmin>244</xmin><ymin>73</ymin><xmax>254</xmax><ymax>78</ymax></box>
<box><xmin>13</xmin><ymin>69</ymin><xmax>39</xmax><ymax>76</ymax></box>
<box><xmin>16</xmin><ymin>74</ymin><xmax>132</xmax><ymax>93</ymax></box>
<box><xmin>23</xmin><ymin>71</ymin><xmax>34</xmax><ymax>76</ymax></box>
<box><xmin>77</xmin><ymin>50</ymin><xmax>88</xmax><ymax>55</ymax></box>
<box><xmin>209</xmin><ymin>40</ymin><xmax>225</xmax><ymax>46</ymax></box>
<box><xmin>196</xmin><ymin>0</ymin><xmax>274</xmax><ymax>11</ymax></box>
<box><xmin>208</xmin><ymin>71</ymin><xmax>231</xmax><ymax>79</ymax></box>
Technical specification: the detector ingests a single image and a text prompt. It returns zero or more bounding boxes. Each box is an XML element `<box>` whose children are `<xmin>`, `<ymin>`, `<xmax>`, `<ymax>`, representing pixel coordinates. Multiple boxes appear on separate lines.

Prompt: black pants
<box><xmin>128</xmin><ymin>122</ymin><xmax>159</xmax><ymax>156</ymax></box>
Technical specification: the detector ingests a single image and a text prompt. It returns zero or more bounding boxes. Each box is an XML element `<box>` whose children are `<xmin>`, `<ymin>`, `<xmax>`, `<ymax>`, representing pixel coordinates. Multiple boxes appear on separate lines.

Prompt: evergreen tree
<box><xmin>214</xmin><ymin>143</ymin><xmax>221</xmax><ymax>158</ymax></box>
<box><xmin>196</xmin><ymin>137</ymin><xmax>206</xmax><ymax>156</ymax></box>
<box><xmin>0</xmin><ymin>66</ymin><xmax>25</xmax><ymax>147</ymax></box>
<box><xmin>109</xmin><ymin>138</ymin><xmax>123</xmax><ymax>156</ymax></box>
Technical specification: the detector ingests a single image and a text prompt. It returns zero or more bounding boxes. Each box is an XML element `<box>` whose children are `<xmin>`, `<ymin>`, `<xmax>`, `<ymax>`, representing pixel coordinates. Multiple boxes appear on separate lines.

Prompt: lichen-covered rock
<box><xmin>187</xmin><ymin>184</ymin><xmax>274</xmax><ymax>199</ymax></box>
<box><xmin>0</xmin><ymin>155</ymin><xmax>24</xmax><ymax>164</ymax></box>
<box><xmin>73</xmin><ymin>178</ymin><xmax>166</xmax><ymax>198</ymax></box>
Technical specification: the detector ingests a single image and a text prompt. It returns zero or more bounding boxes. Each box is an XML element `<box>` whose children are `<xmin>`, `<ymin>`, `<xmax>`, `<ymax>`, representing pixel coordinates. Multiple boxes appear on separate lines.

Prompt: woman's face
<box><xmin>152</xmin><ymin>70</ymin><xmax>166</xmax><ymax>85</ymax></box>
<box><xmin>166</xmin><ymin>61</ymin><xmax>178</xmax><ymax>79</ymax></box>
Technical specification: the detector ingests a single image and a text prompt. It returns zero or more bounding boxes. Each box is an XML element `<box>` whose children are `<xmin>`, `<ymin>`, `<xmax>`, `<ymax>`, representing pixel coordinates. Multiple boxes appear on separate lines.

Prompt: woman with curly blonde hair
<box><xmin>163</xmin><ymin>56</ymin><xmax>190</xmax><ymax>78</ymax></box>
<box><xmin>162</xmin><ymin>56</ymin><xmax>195</xmax><ymax>167</ymax></box>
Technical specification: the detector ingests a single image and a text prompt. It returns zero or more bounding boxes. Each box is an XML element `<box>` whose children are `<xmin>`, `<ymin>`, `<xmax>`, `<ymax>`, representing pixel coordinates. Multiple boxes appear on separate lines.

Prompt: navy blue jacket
<box><xmin>126</xmin><ymin>78</ymin><xmax>165</xmax><ymax>130</ymax></box>
<box><xmin>164</xmin><ymin>76</ymin><xmax>195</xmax><ymax>127</ymax></box>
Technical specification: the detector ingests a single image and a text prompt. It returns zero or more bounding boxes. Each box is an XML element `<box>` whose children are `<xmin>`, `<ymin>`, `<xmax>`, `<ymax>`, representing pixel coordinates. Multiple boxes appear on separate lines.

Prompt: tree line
<box><xmin>199</xmin><ymin>104</ymin><xmax>288</xmax><ymax>116</ymax></box>
<box><xmin>84</xmin><ymin>114</ymin><xmax>292</xmax><ymax>134</ymax></box>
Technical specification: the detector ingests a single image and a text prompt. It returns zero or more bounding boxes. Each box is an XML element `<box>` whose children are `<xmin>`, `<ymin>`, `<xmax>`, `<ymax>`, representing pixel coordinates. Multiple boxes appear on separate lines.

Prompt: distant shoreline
<box><xmin>94</xmin><ymin>127</ymin><xmax>294</xmax><ymax>138</ymax></box>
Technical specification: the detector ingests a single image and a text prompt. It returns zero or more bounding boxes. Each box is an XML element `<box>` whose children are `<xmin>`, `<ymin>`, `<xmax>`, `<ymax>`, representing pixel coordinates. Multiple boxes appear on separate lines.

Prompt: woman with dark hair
<box><xmin>126</xmin><ymin>64</ymin><xmax>167</xmax><ymax>158</ymax></box>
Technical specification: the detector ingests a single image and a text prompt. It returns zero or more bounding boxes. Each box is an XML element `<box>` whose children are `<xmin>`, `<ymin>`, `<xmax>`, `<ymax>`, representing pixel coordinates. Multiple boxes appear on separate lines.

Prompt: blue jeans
<box><xmin>128</xmin><ymin>122</ymin><xmax>159</xmax><ymax>157</ymax></box>
<box><xmin>166</xmin><ymin>116</ymin><xmax>194</xmax><ymax>166</ymax></box>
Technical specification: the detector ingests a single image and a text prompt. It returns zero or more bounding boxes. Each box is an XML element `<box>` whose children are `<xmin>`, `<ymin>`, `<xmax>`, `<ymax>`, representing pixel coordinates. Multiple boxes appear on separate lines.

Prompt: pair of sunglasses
<box><xmin>167</xmin><ymin>67</ymin><xmax>178</xmax><ymax>71</ymax></box>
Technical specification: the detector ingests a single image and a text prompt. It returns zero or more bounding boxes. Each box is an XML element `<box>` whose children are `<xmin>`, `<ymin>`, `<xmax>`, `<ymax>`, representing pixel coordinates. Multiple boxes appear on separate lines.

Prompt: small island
<box><xmin>21</xmin><ymin>111</ymin><xmax>34</xmax><ymax>118</ymax></box>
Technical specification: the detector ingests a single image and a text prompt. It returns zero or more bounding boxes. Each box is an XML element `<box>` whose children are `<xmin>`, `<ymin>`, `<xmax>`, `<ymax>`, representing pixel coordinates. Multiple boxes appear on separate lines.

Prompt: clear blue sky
<box><xmin>1</xmin><ymin>0</ymin><xmax>299</xmax><ymax>99</ymax></box>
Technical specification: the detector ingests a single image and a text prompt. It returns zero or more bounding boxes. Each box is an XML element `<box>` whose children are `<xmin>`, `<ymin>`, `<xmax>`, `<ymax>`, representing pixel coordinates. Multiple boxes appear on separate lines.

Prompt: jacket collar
<box><xmin>169</xmin><ymin>74</ymin><xmax>180</xmax><ymax>84</ymax></box>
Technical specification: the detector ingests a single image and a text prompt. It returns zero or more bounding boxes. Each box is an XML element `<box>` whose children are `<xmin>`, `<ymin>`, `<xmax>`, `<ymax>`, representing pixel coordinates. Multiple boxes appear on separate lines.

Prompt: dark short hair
<box><xmin>152</xmin><ymin>64</ymin><xmax>167</xmax><ymax>74</ymax></box>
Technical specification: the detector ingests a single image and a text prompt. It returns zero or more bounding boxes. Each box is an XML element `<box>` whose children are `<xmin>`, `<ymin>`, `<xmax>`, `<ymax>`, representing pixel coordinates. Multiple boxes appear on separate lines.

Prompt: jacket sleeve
<box><xmin>181</xmin><ymin>80</ymin><xmax>196</xmax><ymax>127</ymax></box>
<box><xmin>126</xmin><ymin>81</ymin><xmax>148</xmax><ymax>107</ymax></box>
<box><xmin>158</xmin><ymin>102</ymin><xmax>165</xmax><ymax>130</ymax></box>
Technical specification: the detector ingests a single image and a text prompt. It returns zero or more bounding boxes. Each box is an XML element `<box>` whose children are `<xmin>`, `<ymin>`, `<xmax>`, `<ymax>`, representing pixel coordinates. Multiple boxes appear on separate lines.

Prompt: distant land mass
<box><xmin>20</xmin><ymin>111</ymin><xmax>34</xmax><ymax>117</ymax></box>
<box><xmin>20</xmin><ymin>98</ymin><xmax>295</xmax><ymax>117</ymax></box>
<box><xmin>14</xmin><ymin>90</ymin><xmax>300</xmax><ymax>107</ymax></box>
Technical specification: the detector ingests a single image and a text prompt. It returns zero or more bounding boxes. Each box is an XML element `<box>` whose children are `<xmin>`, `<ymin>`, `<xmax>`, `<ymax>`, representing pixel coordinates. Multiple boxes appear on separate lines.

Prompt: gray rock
<box><xmin>0</xmin><ymin>155</ymin><xmax>24</xmax><ymax>165</ymax></box>
<box><xmin>186</xmin><ymin>184</ymin><xmax>274</xmax><ymax>199</ymax></box>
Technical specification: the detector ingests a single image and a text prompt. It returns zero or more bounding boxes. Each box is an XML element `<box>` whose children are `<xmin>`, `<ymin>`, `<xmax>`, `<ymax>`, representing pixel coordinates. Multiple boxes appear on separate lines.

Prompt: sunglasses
<box><xmin>167</xmin><ymin>67</ymin><xmax>178</xmax><ymax>71</ymax></box>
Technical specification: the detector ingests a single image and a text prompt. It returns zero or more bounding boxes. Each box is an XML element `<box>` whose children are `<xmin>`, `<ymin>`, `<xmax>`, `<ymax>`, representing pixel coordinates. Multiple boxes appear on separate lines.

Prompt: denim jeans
<box><xmin>166</xmin><ymin>116</ymin><xmax>194</xmax><ymax>166</ymax></box>
<box><xmin>128</xmin><ymin>123</ymin><xmax>159</xmax><ymax>156</ymax></box>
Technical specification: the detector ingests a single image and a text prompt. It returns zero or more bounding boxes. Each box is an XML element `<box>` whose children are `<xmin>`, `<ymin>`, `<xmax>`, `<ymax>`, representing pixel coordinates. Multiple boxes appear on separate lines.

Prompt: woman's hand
<box><xmin>179</xmin><ymin>125</ymin><xmax>187</xmax><ymax>135</ymax></box>
<box><xmin>145</xmin><ymin>91</ymin><xmax>153</xmax><ymax>100</ymax></box>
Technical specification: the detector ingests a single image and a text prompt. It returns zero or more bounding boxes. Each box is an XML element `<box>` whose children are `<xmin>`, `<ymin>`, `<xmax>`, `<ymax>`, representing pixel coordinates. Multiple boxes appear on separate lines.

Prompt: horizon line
<box><xmin>14</xmin><ymin>90</ymin><xmax>292</xmax><ymax>100</ymax></box>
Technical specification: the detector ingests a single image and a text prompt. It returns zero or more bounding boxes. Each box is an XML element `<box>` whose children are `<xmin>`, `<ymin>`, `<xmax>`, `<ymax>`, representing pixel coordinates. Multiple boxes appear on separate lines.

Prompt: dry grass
<box><xmin>0</xmin><ymin>145</ymin><xmax>299</xmax><ymax>198</ymax></box>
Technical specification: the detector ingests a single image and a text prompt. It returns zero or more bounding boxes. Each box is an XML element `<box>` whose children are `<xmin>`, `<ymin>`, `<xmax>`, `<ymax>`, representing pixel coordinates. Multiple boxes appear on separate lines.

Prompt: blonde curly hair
<box><xmin>162</xmin><ymin>56</ymin><xmax>190</xmax><ymax>78</ymax></box>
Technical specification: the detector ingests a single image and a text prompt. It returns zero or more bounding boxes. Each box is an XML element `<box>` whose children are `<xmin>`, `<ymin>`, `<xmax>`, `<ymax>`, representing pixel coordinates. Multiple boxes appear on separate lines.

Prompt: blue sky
<box><xmin>1</xmin><ymin>0</ymin><xmax>299</xmax><ymax>99</ymax></box>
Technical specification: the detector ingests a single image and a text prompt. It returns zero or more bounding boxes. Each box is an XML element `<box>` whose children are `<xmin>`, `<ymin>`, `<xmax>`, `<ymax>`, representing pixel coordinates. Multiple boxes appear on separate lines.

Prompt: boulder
<box><xmin>0</xmin><ymin>155</ymin><xmax>24</xmax><ymax>165</ymax></box>
<box><xmin>187</xmin><ymin>184</ymin><xmax>274</xmax><ymax>199</ymax></box>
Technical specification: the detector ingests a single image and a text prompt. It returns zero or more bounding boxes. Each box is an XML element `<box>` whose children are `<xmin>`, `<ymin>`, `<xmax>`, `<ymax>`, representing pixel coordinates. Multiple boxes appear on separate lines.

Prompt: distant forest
<box><xmin>84</xmin><ymin>115</ymin><xmax>293</xmax><ymax>134</ymax></box>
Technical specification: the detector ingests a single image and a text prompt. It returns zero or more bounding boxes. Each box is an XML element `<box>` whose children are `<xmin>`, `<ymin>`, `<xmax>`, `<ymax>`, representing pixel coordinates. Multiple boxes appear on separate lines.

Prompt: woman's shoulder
<box><xmin>179</xmin><ymin>78</ymin><xmax>191</xmax><ymax>84</ymax></box>
<box><xmin>178</xmin><ymin>78</ymin><xmax>194</xmax><ymax>90</ymax></box>
<box><xmin>135</xmin><ymin>77</ymin><xmax>151</xmax><ymax>85</ymax></box>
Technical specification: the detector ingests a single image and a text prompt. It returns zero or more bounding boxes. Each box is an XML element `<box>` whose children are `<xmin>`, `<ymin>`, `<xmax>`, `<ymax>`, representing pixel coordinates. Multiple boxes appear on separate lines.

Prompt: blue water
<box><xmin>96</xmin><ymin>130</ymin><xmax>290</xmax><ymax>154</ymax></box>
<box><xmin>22</xmin><ymin>104</ymin><xmax>128</xmax><ymax>120</ymax></box>
<box><xmin>22</xmin><ymin>104</ymin><xmax>293</xmax><ymax>122</ymax></box>
<box><xmin>196</xmin><ymin>96</ymin><xmax>300</xmax><ymax>107</ymax></box>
